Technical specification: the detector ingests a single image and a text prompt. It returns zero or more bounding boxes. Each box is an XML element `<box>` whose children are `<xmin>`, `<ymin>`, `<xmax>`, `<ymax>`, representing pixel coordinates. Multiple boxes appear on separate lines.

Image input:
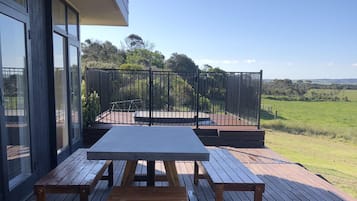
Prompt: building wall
<box><xmin>0</xmin><ymin>0</ymin><xmax>128</xmax><ymax>200</ymax></box>
<box><xmin>0</xmin><ymin>0</ymin><xmax>59</xmax><ymax>200</ymax></box>
<box><xmin>28</xmin><ymin>0</ymin><xmax>52</xmax><ymax>176</ymax></box>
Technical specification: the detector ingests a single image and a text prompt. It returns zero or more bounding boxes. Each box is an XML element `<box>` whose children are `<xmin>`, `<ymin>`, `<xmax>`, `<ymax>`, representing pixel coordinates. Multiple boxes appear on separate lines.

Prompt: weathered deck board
<box><xmin>28</xmin><ymin>147</ymin><xmax>354</xmax><ymax>201</ymax></box>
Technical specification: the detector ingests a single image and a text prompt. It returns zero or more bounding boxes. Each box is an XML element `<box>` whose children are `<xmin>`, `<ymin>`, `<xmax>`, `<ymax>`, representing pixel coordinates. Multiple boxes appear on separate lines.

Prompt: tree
<box><xmin>122</xmin><ymin>34</ymin><xmax>154</xmax><ymax>50</ymax></box>
<box><xmin>119</xmin><ymin>63</ymin><xmax>144</xmax><ymax>70</ymax></box>
<box><xmin>126</xmin><ymin>49</ymin><xmax>165</xmax><ymax>69</ymax></box>
<box><xmin>165</xmin><ymin>53</ymin><xmax>199</xmax><ymax>72</ymax></box>
<box><xmin>81</xmin><ymin>39</ymin><xmax>126</xmax><ymax>66</ymax></box>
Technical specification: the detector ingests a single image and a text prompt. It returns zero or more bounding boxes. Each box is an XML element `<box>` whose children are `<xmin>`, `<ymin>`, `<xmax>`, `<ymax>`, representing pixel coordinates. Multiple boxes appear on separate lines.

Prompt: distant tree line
<box><xmin>81</xmin><ymin>34</ymin><xmax>235</xmax><ymax>119</ymax></box>
<box><xmin>262</xmin><ymin>79</ymin><xmax>357</xmax><ymax>101</ymax></box>
<box><xmin>81</xmin><ymin>34</ymin><xmax>201</xmax><ymax>73</ymax></box>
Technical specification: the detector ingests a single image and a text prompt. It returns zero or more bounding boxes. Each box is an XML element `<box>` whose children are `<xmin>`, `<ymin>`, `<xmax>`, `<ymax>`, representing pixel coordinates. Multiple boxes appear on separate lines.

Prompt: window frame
<box><xmin>0</xmin><ymin>3</ymin><xmax>37</xmax><ymax>200</ymax></box>
<box><xmin>51</xmin><ymin>0</ymin><xmax>81</xmax><ymax>163</ymax></box>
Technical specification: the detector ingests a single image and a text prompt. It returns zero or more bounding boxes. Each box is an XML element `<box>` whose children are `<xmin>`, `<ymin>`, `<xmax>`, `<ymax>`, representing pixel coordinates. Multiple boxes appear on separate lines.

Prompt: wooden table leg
<box><xmin>108</xmin><ymin>161</ymin><xmax>114</xmax><ymax>187</ymax></box>
<box><xmin>254</xmin><ymin>185</ymin><xmax>264</xmax><ymax>201</ymax></box>
<box><xmin>34</xmin><ymin>187</ymin><xmax>45</xmax><ymax>201</ymax></box>
<box><xmin>147</xmin><ymin>160</ymin><xmax>155</xmax><ymax>186</ymax></box>
<box><xmin>79</xmin><ymin>187</ymin><xmax>89</xmax><ymax>201</ymax></box>
<box><xmin>214</xmin><ymin>184</ymin><xmax>224</xmax><ymax>201</ymax></box>
<box><xmin>194</xmin><ymin>161</ymin><xmax>199</xmax><ymax>185</ymax></box>
<box><xmin>163</xmin><ymin>161</ymin><xmax>180</xmax><ymax>186</ymax></box>
<box><xmin>121</xmin><ymin>160</ymin><xmax>138</xmax><ymax>187</ymax></box>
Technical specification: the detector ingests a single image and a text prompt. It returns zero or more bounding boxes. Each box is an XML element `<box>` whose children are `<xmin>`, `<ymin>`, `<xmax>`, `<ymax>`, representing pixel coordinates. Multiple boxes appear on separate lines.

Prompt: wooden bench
<box><xmin>34</xmin><ymin>149</ymin><xmax>113</xmax><ymax>201</ymax></box>
<box><xmin>194</xmin><ymin>148</ymin><xmax>265</xmax><ymax>201</ymax></box>
<box><xmin>107</xmin><ymin>187</ymin><xmax>188</xmax><ymax>201</ymax></box>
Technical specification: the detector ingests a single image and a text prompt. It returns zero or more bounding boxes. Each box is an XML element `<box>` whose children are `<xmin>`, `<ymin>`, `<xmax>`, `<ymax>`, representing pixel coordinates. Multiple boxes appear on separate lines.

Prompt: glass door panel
<box><xmin>69</xmin><ymin>46</ymin><xmax>80</xmax><ymax>144</ymax></box>
<box><xmin>0</xmin><ymin>13</ymin><xmax>31</xmax><ymax>189</ymax></box>
<box><xmin>53</xmin><ymin>33</ymin><xmax>69</xmax><ymax>154</ymax></box>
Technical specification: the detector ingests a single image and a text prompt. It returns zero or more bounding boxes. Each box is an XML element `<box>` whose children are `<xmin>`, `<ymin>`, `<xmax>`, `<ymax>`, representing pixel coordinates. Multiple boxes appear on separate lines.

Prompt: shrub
<box><xmin>82</xmin><ymin>91</ymin><xmax>100</xmax><ymax>127</ymax></box>
<box><xmin>81</xmin><ymin>80</ymin><xmax>100</xmax><ymax>127</ymax></box>
<box><xmin>119</xmin><ymin>63</ymin><xmax>144</xmax><ymax>70</ymax></box>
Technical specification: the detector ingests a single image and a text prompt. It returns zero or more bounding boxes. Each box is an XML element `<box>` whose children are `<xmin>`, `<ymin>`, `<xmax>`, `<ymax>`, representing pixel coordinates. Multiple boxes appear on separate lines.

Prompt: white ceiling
<box><xmin>68</xmin><ymin>0</ymin><xmax>128</xmax><ymax>26</ymax></box>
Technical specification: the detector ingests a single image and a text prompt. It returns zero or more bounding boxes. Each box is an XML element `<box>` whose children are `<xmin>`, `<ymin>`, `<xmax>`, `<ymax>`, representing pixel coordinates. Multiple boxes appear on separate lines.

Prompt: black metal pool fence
<box><xmin>85</xmin><ymin>68</ymin><xmax>262</xmax><ymax>128</ymax></box>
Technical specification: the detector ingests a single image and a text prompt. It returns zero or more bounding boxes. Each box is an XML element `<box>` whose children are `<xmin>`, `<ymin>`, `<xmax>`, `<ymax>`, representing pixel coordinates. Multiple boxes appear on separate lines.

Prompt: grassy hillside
<box><xmin>305</xmin><ymin>89</ymin><xmax>357</xmax><ymax>101</ymax></box>
<box><xmin>265</xmin><ymin>130</ymin><xmax>357</xmax><ymax>198</ymax></box>
<box><xmin>261</xmin><ymin>99</ymin><xmax>357</xmax><ymax>143</ymax></box>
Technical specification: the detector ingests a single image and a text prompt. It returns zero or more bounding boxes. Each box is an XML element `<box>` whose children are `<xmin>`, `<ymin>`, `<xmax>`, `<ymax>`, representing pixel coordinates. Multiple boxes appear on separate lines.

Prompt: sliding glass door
<box><xmin>52</xmin><ymin>0</ymin><xmax>81</xmax><ymax>160</ymax></box>
<box><xmin>69</xmin><ymin>45</ymin><xmax>80</xmax><ymax>144</ymax></box>
<box><xmin>0</xmin><ymin>9</ymin><xmax>32</xmax><ymax>199</ymax></box>
<box><xmin>53</xmin><ymin>33</ymin><xmax>69</xmax><ymax>154</ymax></box>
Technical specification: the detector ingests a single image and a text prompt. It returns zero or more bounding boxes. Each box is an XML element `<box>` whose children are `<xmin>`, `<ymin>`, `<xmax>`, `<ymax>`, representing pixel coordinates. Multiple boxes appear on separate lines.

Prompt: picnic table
<box><xmin>87</xmin><ymin>126</ymin><xmax>209</xmax><ymax>187</ymax></box>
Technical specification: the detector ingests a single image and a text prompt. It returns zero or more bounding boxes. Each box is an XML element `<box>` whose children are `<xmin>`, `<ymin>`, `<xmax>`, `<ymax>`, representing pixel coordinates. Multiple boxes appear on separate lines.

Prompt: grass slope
<box><xmin>265</xmin><ymin>130</ymin><xmax>357</xmax><ymax>198</ymax></box>
<box><xmin>261</xmin><ymin>99</ymin><xmax>357</xmax><ymax>143</ymax></box>
<box><xmin>305</xmin><ymin>89</ymin><xmax>357</xmax><ymax>101</ymax></box>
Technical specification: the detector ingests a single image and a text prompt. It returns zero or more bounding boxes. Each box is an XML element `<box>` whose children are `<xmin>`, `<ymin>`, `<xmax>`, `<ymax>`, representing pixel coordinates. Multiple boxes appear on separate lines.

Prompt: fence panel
<box><xmin>85</xmin><ymin>68</ymin><xmax>262</xmax><ymax>127</ymax></box>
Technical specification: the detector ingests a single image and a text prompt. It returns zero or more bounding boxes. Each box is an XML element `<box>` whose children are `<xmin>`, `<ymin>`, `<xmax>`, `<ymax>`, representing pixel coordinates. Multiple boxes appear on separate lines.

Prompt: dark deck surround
<box><xmin>83</xmin><ymin>125</ymin><xmax>265</xmax><ymax>149</ymax></box>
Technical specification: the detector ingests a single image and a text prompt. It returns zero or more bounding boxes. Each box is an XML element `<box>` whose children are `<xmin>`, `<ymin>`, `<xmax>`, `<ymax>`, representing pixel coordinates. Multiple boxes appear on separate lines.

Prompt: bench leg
<box><xmin>34</xmin><ymin>187</ymin><xmax>45</xmax><ymax>201</ymax></box>
<box><xmin>214</xmin><ymin>185</ymin><xmax>224</xmax><ymax>201</ymax></box>
<box><xmin>108</xmin><ymin>161</ymin><xmax>114</xmax><ymax>187</ymax></box>
<box><xmin>194</xmin><ymin>161</ymin><xmax>199</xmax><ymax>185</ymax></box>
<box><xmin>121</xmin><ymin>160</ymin><xmax>138</xmax><ymax>187</ymax></box>
<box><xmin>254</xmin><ymin>185</ymin><xmax>264</xmax><ymax>201</ymax></box>
<box><xmin>164</xmin><ymin>161</ymin><xmax>180</xmax><ymax>187</ymax></box>
<box><xmin>79</xmin><ymin>188</ymin><xmax>89</xmax><ymax>201</ymax></box>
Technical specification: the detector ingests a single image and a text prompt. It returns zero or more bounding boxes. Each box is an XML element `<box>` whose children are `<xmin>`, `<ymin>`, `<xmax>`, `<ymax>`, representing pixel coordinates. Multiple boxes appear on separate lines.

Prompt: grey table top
<box><xmin>87</xmin><ymin>126</ymin><xmax>209</xmax><ymax>161</ymax></box>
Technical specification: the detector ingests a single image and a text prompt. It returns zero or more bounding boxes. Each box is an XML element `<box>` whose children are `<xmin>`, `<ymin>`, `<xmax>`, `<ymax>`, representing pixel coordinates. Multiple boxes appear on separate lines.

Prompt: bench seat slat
<box><xmin>194</xmin><ymin>147</ymin><xmax>265</xmax><ymax>201</ymax></box>
<box><xmin>209</xmin><ymin>149</ymin><xmax>245</xmax><ymax>184</ymax></box>
<box><xmin>79</xmin><ymin>161</ymin><xmax>109</xmax><ymax>186</ymax></box>
<box><xmin>34</xmin><ymin>148</ymin><xmax>113</xmax><ymax>201</ymax></box>
<box><xmin>57</xmin><ymin>157</ymin><xmax>96</xmax><ymax>186</ymax></box>
<box><xmin>201</xmin><ymin>157</ymin><xmax>229</xmax><ymax>184</ymax></box>
<box><xmin>204</xmin><ymin>150</ymin><xmax>235</xmax><ymax>183</ymax></box>
<box><xmin>214</xmin><ymin>149</ymin><xmax>263</xmax><ymax>184</ymax></box>
<box><xmin>36</xmin><ymin>149</ymin><xmax>86</xmax><ymax>185</ymax></box>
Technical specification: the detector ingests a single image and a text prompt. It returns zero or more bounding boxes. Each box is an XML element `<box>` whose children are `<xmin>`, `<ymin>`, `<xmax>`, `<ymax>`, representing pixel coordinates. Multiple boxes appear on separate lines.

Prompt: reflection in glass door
<box><xmin>0</xmin><ymin>13</ymin><xmax>32</xmax><ymax>189</ymax></box>
<box><xmin>69</xmin><ymin>46</ymin><xmax>80</xmax><ymax>144</ymax></box>
<box><xmin>53</xmin><ymin>33</ymin><xmax>69</xmax><ymax>154</ymax></box>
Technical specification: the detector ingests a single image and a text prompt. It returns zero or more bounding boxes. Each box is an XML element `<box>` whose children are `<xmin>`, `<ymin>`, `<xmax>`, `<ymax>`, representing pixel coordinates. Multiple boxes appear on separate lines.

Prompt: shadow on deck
<box><xmin>28</xmin><ymin>147</ymin><xmax>354</xmax><ymax>201</ymax></box>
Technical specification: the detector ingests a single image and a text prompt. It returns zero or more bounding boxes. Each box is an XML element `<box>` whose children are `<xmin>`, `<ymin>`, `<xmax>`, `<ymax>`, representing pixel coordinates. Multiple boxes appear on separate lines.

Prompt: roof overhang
<box><xmin>67</xmin><ymin>0</ymin><xmax>129</xmax><ymax>26</ymax></box>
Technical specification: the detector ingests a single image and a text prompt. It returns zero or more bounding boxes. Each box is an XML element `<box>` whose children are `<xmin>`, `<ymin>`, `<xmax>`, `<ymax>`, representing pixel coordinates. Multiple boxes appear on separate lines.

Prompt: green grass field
<box><xmin>261</xmin><ymin>98</ymin><xmax>357</xmax><ymax>143</ymax></box>
<box><xmin>265</xmin><ymin>130</ymin><xmax>357</xmax><ymax>198</ymax></box>
<box><xmin>261</xmin><ymin>90</ymin><xmax>357</xmax><ymax>198</ymax></box>
<box><xmin>305</xmin><ymin>89</ymin><xmax>357</xmax><ymax>101</ymax></box>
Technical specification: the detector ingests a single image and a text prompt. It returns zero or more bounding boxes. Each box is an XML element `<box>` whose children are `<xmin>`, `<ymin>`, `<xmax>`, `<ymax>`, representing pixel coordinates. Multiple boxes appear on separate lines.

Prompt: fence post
<box><xmin>257</xmin><ymin>70</ymin><xmax>263</xmax><ymax>129</ymax></box>
<box><xmin>196</xmin><ymin>69</ymin><xmax>200</xmax><ymax>129</ymax></box>
<box><xmin>167</xmin><ymin>72</ymin><xmax>170</xmax><ymax>112</ymax></box>
<box><xmin>149</xmin><ymin>67</ymin><xmax>153</xmax><ymax>126</ymax></box>
<box><xmin>85</xmin><ymin>66</ymin><xmax>88</xmax><ymax>100</ymax></box>
<box><xmin>238</xmin><ymin>73</ymin><xmax>242</xmax><ymax>119</ymax></box>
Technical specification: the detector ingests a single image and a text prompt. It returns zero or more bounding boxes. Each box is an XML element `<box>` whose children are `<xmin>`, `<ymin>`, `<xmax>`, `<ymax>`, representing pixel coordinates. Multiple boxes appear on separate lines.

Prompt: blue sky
<box><xmin>81</xmin><ymin>0</ymin><xmax>357</xmax><ymax>79</ymax></box>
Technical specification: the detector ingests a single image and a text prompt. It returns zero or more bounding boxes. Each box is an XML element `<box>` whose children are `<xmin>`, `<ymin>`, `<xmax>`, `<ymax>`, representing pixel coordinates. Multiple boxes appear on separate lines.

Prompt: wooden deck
<box><xmin>95</xmin><ymin>111</ymin><xmax>256</xmax><ymax>127</ymax></box>
<box><xmin>28</xmin><ymin>147</ymin><xmax>355</xmax><ymax>201</ymax></box>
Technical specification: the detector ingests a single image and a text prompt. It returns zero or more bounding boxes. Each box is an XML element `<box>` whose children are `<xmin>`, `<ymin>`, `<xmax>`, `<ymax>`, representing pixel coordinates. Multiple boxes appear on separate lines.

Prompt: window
<box><xmin>13</xmin><ymin>0</ymin><xmax>26</xmax><ymax>7</ymax></box>
<box><xmin>0</xmin><ymin>12</ymin><xmax>32</xmax><ymax>189</ymax></box>
<box><xmin>67</xmin><ymin>8</ymin><xmax>78</xmax><ymax>39</ymax></box>
<box><xmin>52</xmin><ymin>0</ymin><xmax>66</xmax><ymax>31</ymax></box>
<box><xmin>69</xmin><ymin>46</ymin><xmax>80</xmax><ymax>143</ymax></box>
<box><xmin>51</xmin><ymin>0</ymin><xmax>81</xmax><ymax>156</ymax></box>
<box><xmin>53</xmin><ymin>33</ymin><xmax>69</xmax><ymax>154</ymax></box>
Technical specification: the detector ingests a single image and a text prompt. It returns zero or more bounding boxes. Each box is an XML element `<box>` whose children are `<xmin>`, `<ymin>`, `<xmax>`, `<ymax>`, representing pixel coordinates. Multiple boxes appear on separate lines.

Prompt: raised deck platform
<box><xmin>28</xmin><ymin>147</ymin><xmax>354</xmax><ymax>201</ymax></box>
<box><xmin>83</xmin><ymin>125</ymin><xmax>265</xmax><ymax>148</ymax></box>
<box><xmin>134</xmin><ymin>111</ymin><xmax>211</xmax><ymax>124</ymax></box>
<box><xmin>96</xmin><ymin>111</ymin><xmax>247</xmax><ymax>126</ymax></box>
